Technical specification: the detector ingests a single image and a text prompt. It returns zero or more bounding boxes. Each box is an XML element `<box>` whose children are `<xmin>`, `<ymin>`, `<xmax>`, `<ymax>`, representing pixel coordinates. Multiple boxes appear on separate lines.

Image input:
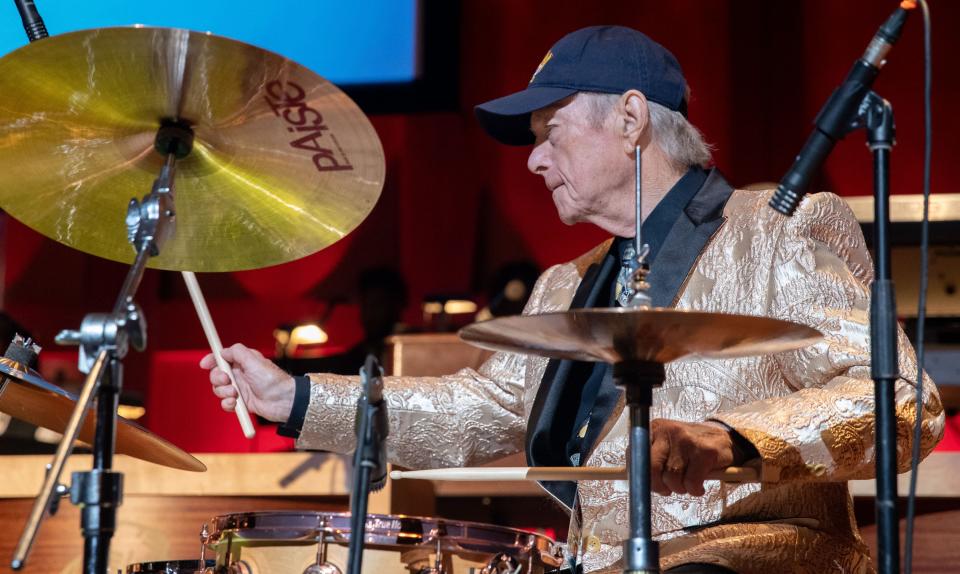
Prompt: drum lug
<box><xmin>302</xmin><ymin>517</ymin><xmax>340</xmax><ymax>574</ymax></box>
<box><xmin>301</xmin><ymin>564</ymin><xmax>342</xmax><ymax>574</ymax></box>
<box><xmin>480</xmin><ymin>552</ymin><xmax>521</xmax><ymax>574</ymax></box>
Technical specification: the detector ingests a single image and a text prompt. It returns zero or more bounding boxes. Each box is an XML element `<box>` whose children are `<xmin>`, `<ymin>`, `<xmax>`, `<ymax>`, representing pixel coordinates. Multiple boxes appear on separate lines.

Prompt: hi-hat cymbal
<box><xmin>0</xmin><ymin>357</ymin><xmax>205</xmax><ymax>472</ymax></box>
<box><xmin>459</xmin><ymin>308</ymin><xmax>822</xmax><ymax>364</ymax></box>
<box><xmin>0</xmin><ymin>27</ymin><xmax>384</xmax><ymax>272</ymax></box>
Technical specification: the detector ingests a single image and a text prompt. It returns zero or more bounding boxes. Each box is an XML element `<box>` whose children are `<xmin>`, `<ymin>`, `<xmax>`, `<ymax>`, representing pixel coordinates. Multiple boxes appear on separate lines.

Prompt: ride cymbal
<box><xmin>0</xmin><ymin>27</ymin><xmax>384</xmax><ymax>272</ymax></box>
<box><xmin>459</xmin><ymin>307</ymin><xmax>822</xmax><ymax>364</ymax></box>
<box><xmin>0</xmin><ymin>357</ymin><xmax>205</xmax><ymax>472</ymax></box>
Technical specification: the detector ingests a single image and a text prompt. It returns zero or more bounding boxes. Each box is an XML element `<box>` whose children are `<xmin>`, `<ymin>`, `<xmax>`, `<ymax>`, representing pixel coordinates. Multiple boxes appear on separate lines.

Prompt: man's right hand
<box><xmin>200</xmin><ymin>343</ymin><xmax>296</xmax><ymax>423</ymax></box>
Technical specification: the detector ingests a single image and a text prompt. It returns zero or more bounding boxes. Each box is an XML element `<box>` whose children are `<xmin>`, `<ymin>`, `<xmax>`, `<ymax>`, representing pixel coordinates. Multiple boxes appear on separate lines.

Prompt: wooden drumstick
<box><xmin>182</xmin><ymin>271</ymin><xmax>256</xmax><ymax>439</ymax></box>
<box><xmin>390</xmin><ymin>465</ymin><xmax>760</xmax><ymax>483</ymax></box>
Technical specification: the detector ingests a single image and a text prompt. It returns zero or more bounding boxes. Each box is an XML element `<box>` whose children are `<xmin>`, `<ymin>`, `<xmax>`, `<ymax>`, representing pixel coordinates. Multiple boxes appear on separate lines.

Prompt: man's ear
<box><xmin>619</xmin><ymin>90</ymin><xmax>650</xmax><ymax>155</ymax></box>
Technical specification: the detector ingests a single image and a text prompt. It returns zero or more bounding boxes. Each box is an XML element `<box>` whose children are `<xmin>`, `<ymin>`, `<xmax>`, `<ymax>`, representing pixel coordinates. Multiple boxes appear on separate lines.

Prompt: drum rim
<box><xmin>125</xmin><ymin>559</ymin><xmax>214</xmax><ymax>572</ymax></box>
<box><xmin>206</xmin><ymin>510</ymin><xmax>558</xmax><ymax>553</ymax></box>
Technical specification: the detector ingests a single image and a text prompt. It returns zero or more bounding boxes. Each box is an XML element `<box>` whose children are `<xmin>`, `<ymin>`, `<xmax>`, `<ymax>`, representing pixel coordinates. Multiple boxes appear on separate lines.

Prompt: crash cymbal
<box><xmin>459</xmin><ymin>307</ymin><xmax>822</xmax><ymax>364</ymax></box>
<box><xmin>0</xmin><ymin>27</ymin><xmax>384</xmax><ymax>272</ymax></box>
<box><xmin>0</xmin><ymin>357</ymin><xmax>205</xmax><ymax>472</ymax></box>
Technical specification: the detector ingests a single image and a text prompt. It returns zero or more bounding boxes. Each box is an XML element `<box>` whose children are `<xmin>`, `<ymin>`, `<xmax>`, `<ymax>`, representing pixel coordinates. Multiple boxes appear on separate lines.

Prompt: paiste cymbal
<box><xmin>0</xmin><ymin>357</ymin><xmax>205</xmax><ymax>471</ymax></box>
<box><xmin>459</xmin><ymin>308</ymin><xmax>823</xmax><ymax>364</ymax></box>
<box><xmin>0</xmin><ymin>27</ymin><xmax>384</xmax><ymax>272</ymax></box>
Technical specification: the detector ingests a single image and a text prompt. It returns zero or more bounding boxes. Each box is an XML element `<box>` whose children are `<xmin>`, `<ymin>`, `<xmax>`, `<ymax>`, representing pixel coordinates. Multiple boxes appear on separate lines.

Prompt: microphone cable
<box><xmin>903</xmin><ymin>1</ymin><xmax>932</xmax><ymax>572</ymax></box>
<box><xmin>13</xmin><ymin>0</ymin><xmax>47</xmax><ymax>42</ymax></box>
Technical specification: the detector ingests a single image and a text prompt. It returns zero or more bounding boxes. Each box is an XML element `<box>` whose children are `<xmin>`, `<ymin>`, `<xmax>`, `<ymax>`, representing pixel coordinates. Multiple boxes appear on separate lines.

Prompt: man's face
<box><xmin>527</xmin><ymin>95</ymin><xmax>632</xmax><ymax>226</ymax></box>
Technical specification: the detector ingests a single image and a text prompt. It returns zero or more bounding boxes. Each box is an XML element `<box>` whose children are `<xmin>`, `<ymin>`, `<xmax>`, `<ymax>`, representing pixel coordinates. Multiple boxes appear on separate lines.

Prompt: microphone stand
<box><xmin>777</xmin><ymin>89</ymin><xmax>901</xmax><ymax>574</ymax></box>
<box><xmin>762</xmin><ymin>5</ymin><xmax>911</xmax><ymax>569</ymax></box>
<box><xmin>346</xmin><ymin>355</ymin><xmax>388</xmax><ymax>574</ymax></box>
<box><xmin>863</xmin><ymin>92</ymin><xmax>901</xmax><ymax>574</ymax></box>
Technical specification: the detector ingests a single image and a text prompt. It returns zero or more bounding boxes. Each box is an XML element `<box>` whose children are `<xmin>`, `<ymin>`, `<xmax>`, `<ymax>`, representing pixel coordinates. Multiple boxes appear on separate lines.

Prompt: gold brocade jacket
<box><xmin>297</xmin><ymin>186</ymin><xmax>944</xmax><ymax>574</ymax></box>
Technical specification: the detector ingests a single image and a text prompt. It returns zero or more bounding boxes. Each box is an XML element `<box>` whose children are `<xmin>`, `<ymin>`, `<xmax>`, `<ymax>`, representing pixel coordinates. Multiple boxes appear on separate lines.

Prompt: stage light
<box><xmin>291</xmin><ymin>324</ymin><xmax>329</xmax><ymax>345</ymax></box>
<box><xmin>443</xmin><ymin>300</ymin><xmax>478</xmax><ymax>314</ymax></box>
<box><xmin>118</xmin><ymin>405</ymin><xmax>147</xmax><ymax>420</ymax></box>
<box><xmin>274</xmin><ymin>322</ymin><xmax>331</xmax><ymax>358</ymax></box>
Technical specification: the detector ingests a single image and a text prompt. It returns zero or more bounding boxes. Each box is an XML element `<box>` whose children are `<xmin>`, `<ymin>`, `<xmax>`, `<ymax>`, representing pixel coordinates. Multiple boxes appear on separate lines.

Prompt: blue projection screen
<box><xmin>0</xmin><ymin>0</ymin><xmax>419</xmax><ymax>85</ymax></box>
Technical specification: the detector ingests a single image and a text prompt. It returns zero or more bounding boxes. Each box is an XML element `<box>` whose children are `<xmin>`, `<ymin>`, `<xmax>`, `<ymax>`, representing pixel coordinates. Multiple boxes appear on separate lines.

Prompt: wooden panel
<box><xmin>0</xmin><ymin>496</ymin><xmax>346</xmax><ymax>574</ymax></box>
<box><xmin>856</xmin><ymin>501</ymin><xmax>960</xmax><ymax>574</ymax></box>
<box><xmin>1</xmin><ymin>452</ymin><xmax>353</xmax><ymax>498</ymax></box>
<box><xmin>386</xmin><ymin>333</ymin><xmax>492</xmax><ymax>377</ymax></box>
<box><xmin>0</xmin><ymin>452</ymin><xmax>402</xmax><ymax>573</ymax></box>
<box><xmin>849</xmin><ymin>453</ymin><xmax>960</xmax><ymax>497</ymax></box>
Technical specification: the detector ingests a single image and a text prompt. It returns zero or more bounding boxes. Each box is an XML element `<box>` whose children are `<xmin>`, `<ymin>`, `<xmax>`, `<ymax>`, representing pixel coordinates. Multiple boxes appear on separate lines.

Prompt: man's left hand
<box><xmin>649</xmin><ymin>419</ymin><xmax>742</xmax><ymax>497</ymax></box>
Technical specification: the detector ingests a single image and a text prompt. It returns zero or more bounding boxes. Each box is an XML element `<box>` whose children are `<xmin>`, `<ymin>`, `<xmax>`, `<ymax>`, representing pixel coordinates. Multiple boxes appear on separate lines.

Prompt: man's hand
<box><xmin>200</xmin><ymin>343</ymin><xmax>296</xmax><ymax>423</ymax></box>
<box><xmin>649</xmin><ymin>419</ymin><xmax>741</xmax><ymax>497</ymax></box>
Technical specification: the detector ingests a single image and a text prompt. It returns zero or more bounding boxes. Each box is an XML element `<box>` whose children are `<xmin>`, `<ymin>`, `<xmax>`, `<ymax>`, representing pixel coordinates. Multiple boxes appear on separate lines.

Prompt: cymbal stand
<box><xmin>618</xmin><ymin>145</ymin><xmax>660</xmax><ymax>573</ymax></box>
<box><xmin>616</xmin><ymin>360</ymin><xmax>664</xmax><ymax>574</ymax></box>
<box><xmin>11</xmin><ymin>122</ymin><xmax>194</xmax><ymax>573</ymax></box>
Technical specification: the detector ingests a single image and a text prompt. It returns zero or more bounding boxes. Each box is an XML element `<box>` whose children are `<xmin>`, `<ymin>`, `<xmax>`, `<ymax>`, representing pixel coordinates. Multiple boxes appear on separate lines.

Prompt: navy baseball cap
<box><xmin>475</xmin><ymin>26</ymin><xmax>688</xmax><ymax>146</ymax></box>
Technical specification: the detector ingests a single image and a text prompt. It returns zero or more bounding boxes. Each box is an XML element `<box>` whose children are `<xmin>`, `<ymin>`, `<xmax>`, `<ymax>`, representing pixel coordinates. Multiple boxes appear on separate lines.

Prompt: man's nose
<box><xmin>527</xmin><ymin>142</ymin><xmax>550</xmax><ymax>175</ymax></box>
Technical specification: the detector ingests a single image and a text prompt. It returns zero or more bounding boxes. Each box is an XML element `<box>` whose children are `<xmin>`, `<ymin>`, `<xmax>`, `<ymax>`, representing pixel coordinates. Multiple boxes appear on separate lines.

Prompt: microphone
<box><xmin>768</xmin><ymin>1</ymin><xmax>915</xmax><ymax>216</ymax></box>
<box><xmin>13</xmin><ymin>0</ymin><xmax>48</xmax><ymax>42</ymax></box>
<box><xmin>358</xmin><ymin>354</ymin><xmax>388</xmax><ymax>491</ymax></box>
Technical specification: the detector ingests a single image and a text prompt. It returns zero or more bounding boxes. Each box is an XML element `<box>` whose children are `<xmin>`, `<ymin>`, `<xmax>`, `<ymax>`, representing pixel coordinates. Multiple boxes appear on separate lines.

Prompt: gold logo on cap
<box><xmin>530</xmin><ymin>51</ymin><xmax>553</xmax><ymax>83</ymax></box>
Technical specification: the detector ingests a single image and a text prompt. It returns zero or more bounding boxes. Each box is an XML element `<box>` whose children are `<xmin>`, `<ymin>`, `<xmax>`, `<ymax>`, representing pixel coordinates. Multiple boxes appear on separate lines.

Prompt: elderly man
<box><xmin>204</xmin><ymin>26</ymin><xmax>944</xmax><ymax>573</ymax></box>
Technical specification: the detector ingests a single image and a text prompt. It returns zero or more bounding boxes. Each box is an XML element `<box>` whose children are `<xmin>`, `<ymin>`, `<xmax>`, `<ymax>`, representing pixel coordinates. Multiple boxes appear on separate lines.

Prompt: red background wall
<box><xmin>2</xmin><ymin>0</ymin><xmax>957</xmax><ymax>451</ymax></box>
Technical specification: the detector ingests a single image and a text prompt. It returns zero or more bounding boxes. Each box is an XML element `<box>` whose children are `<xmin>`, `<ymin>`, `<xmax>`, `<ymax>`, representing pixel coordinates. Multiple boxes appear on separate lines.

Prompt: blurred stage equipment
<box><xmin>0</xmin><ymin>10</ymin><xmax>385</xmax><ymax>571</ymax></box>
<box><xmin>422</xmin><ymin>296</ymin><xmax>478</xmax><ymax>332</ymax></box>
<box><xmin>476</xmin><ymin>261</ymin><xmax>540</xmax><ymax>321</ymax></box>
<box><xmin>274</xmin><ymin>300</ymin><xmax>339</xmax><ymax>359</ymax></box>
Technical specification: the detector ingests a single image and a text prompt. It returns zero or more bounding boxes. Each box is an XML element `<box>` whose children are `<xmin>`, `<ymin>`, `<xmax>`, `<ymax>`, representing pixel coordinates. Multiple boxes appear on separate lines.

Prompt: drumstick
<box><xmin>390</xmin><ymin>465</ymin><xmax>760</xmax><ymax>483</ymax></box>
<box><xmin>182</xmin><ymin>271</ymin><xmax>256</xmax><ymax>439</ymax></box>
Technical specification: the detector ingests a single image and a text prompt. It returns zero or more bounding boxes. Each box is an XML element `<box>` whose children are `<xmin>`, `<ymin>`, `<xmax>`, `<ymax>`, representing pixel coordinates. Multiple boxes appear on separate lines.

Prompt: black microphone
<box><xmin>13</xmin><ymin>0</ymin><xmax>48</xmax><ymax>42</ymax></box>
<box><xmin>359</xmin><ymin>354</ymin><xmax>388</xmax><ymax>491</ymax></box>
<box><xmin>768</xmin><ymin>2</ymin><xmax>915</xmax><ymax>216</ymax></box>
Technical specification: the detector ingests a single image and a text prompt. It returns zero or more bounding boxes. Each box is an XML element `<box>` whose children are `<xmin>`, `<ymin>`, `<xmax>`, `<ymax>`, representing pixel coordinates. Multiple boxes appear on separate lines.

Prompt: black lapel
<box><xmin>525</xmin><ymin>253</ymin><xmax>617</xmax><ymax>508</ymax></box>
<box><xmin>646</xmin><ymin>169</ymin><xmax>734</xmax><ymax>308</ymax></box>
<box><xmin>579</xmin><ymin>367</ymin><xmax>619</xmax><ymax>464</ymax></box>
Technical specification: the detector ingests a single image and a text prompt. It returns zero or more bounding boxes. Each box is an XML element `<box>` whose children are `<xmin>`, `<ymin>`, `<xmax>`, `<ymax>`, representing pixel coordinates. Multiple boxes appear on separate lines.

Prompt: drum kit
<box><xmin>0</xmin><ymin>20</ymin><xmax>823</xmax><ymax>574</ymax></box>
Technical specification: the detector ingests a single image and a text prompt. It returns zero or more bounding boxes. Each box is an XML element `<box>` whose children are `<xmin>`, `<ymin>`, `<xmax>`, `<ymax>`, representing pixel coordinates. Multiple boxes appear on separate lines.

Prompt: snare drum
<box><xmin>126</xmin><ymin>560</ymin><xmax>214</xmax><ymax>573</ymax></box>
<box><xmin>207</xmin><ymin>511</ymin><xmax>563</xmax><ymax>573</ymax></box>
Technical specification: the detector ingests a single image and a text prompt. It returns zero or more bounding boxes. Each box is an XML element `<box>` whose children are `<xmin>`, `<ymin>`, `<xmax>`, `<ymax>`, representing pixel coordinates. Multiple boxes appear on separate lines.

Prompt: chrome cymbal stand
<box><xmin>11</xmin><ymin>122</ymin><xmax>194</xmax><ymax>573</ymax></box>
<box><xmin>619</xmin><ymin>145</ymin><xmax>660</xmax><ymax>574</ymax></box>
